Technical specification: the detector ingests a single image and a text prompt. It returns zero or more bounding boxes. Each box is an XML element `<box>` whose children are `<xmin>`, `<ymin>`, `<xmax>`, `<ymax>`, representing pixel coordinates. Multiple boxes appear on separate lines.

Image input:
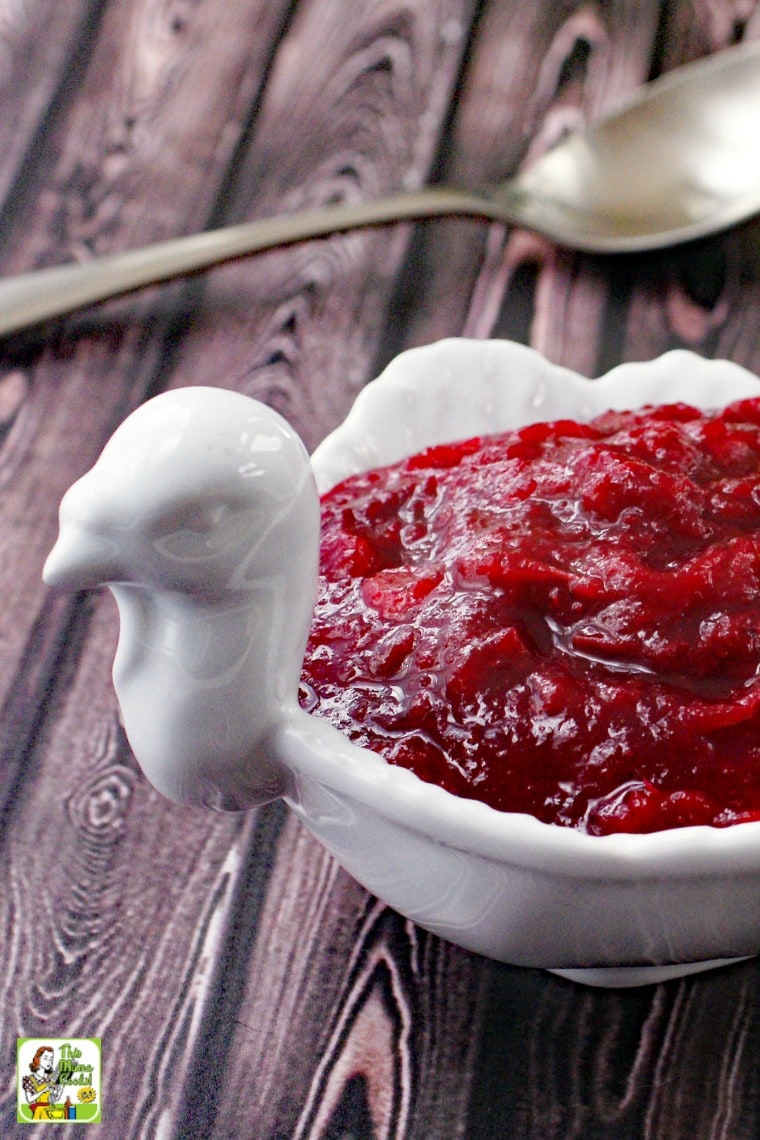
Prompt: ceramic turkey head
<box><xmin>44</xmin><ymin>386</ymin><xmax>320</xmax><ymax>809</ymax></box>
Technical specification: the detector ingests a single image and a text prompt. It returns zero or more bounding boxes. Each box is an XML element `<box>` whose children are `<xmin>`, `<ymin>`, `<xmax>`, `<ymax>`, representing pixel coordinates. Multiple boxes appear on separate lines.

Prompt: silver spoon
<box><xmin>2</xmin><ymin>40</ymin><xmax>760</xmax><ymax>339</ymax></box>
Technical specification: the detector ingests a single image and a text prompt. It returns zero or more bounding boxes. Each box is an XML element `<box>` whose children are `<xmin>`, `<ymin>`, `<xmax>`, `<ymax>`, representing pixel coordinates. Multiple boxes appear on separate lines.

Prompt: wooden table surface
<box><xmin>4</xmin><ymin>1</ymin><xmax>760</xmax><ymax>1136</ymax></box>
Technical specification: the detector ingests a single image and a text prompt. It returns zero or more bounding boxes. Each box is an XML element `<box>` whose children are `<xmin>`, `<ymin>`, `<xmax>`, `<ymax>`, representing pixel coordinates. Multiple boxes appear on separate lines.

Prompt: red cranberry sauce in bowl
<box><xmin>300</xmin><ymin>396</ymin><xmax>760</xmax><ymax>836</ymax></box>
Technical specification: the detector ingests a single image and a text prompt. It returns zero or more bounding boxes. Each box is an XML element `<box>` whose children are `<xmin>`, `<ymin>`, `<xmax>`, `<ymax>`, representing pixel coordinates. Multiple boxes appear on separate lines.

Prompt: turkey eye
<box><xmin>148</xmin><ymin>504</ymin><xmax>218</xmax><ymax>557</ymax></box>
<box><xmin>150</xmin><ymin>502</ymin><xmax>256</xmax><ymax>560</ymax></box>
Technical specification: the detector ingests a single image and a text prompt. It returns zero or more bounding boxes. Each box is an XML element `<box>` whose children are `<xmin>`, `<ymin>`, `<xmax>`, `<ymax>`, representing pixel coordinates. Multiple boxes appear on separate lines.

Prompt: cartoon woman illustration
<box><xmin>22</xmin><ymin>1046</ymin><xmax>64</xmax><ymax>1120</ymax></box>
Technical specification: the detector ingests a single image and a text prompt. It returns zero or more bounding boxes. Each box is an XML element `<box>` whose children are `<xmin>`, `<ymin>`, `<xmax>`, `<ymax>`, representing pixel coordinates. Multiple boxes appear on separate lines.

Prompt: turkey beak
<box><xmin>43</xmin><ymin>527</ymin><xmax>120</xmax><ymax>590</ymax></box>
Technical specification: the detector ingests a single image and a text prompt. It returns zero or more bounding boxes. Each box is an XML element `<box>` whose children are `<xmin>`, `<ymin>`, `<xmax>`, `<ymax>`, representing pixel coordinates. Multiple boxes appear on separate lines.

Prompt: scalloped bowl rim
<box><xmin>287</xmin><ymin>338</ymin><xmax>760</xmax><ymax>881</ymax></box>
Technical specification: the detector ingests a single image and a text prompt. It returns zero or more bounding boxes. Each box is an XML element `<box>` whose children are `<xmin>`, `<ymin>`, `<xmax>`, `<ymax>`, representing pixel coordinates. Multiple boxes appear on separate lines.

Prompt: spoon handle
<box><xmin>0</xmin><ymin>188</ymin><xmax>506</xmax><ymax>338</ymax></box>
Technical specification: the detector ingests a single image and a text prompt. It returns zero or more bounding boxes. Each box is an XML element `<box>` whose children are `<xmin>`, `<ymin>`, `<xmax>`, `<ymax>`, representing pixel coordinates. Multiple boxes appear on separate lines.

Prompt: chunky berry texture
<box><xmin>300</xmin><ymin>399</ymin><xmax>760</xmax><ymax>834</ymax></box>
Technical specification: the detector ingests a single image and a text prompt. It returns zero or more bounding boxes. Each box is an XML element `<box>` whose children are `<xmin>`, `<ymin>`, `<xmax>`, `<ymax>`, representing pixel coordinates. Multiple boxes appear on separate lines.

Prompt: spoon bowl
<box><xmin>2</xmin><ymin>42</ymin><xmax>760</xmax><ymax>337</ymax></box>
<box><xmin>505</xmin><ymin>39</ymin><xmax>760</xmax><ymax>249</ymax></box>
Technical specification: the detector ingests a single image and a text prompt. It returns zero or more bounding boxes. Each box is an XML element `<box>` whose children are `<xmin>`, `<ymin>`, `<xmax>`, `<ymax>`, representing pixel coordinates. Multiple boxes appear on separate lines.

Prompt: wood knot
<box><xmin>67</xmin><ymin>764</ymin><xmax>136</xmax><ymax>837</ymax></box>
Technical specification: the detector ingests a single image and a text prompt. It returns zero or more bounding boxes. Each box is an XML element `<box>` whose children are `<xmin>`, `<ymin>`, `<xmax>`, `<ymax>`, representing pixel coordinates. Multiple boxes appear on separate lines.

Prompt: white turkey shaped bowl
<box><xmin>44</xmin><ymin>338</ymin><xmax>760</xmax><ymax>987</ymax></box>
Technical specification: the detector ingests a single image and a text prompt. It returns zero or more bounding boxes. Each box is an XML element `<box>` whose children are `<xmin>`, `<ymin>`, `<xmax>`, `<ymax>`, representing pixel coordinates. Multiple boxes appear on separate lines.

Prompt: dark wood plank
<box><xmin>1</xmin><ymin>0</ymin><xmax>487</xmax><ymax>1132</ymax></box>
<box><xmin>0</xmin><ymin>0</ymin><xmax>99</xmax><ymax>207</ymax></box>
<box><xmin>609</xmin><ymin>228</ymin><xmax>760</xmax><ymax>374</ymax></box>
<box><xmin>638</xmin><ymin>964</ymin><xmax>760</xmax><ymax>1139</ymax></box>
<box><xmin>466</xmin><ymin>959</ymin><xmax>760</xmax><ymax>1139</ymax></box>
<box><xmin>159</xmin><ymin>0</ymin><xmax>481</xmax><ymax>451</ymax></box>
<box><xmin>0</xmin><ymin>3</ymin><xmax>308</xmax><ymax>1134</ymax></box>
<box><xmin>180</xmin><ymin>815</ymin><xmax>484</xmax><ymax>1138</ymax></box>
<box><xmin>377</xmin><ymin>0</ymin><xmax>665</xmax><ymax>377</ymax></box>
<box><xmin>0</xmin><ymin>0</ymin><xmax>295</xmax><ymax>757</ymax></box>
<box><xmin>0</xmin><ymin>0</ymin><xmax>294</xmax><ymax>275</ymax></box>
<box><xmin>0</xmin><ymin>596</ymin><xmax>255</xmax><ymax>1134</ymax></box>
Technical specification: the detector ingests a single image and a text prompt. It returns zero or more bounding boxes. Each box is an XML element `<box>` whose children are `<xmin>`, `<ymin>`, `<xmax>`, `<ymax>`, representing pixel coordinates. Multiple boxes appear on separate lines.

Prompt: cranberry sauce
<box><xmin>299</xmin><ymin>399</ymin><xmax>760</xmax><ymax>834</ymax></box>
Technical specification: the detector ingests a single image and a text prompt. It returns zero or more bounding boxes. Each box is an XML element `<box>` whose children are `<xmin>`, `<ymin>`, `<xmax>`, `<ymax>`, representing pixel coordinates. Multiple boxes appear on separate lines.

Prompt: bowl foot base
<box><xmin>549</xmin><ymin>956</ymin><xmax>754</xmax><ymax>988</ymax></box>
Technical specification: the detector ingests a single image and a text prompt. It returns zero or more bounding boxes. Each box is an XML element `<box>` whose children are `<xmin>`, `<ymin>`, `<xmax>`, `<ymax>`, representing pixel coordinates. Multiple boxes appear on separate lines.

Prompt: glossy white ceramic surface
<box><xmin>45</xmin><ymin>339</ymin><xmax>760</xmax><ymax>985</ymax></box>
<box><xmin>44</xmin><ymin>387</ymin><xmax>320</xmax><ymax>809</ymax></box>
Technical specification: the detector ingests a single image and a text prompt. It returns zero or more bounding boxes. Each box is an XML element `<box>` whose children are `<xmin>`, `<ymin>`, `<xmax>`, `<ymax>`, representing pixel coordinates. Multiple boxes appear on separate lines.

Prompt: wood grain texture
<box><xmin>377</xmin><ymin>0</ymin><xmax>665</xmax><ymax>376</ymax></box>
<box><xmin>160</xmin><ymin>0</ymin><xmax>480</xmax><ymax>452</ymax></box>
<box><xmin>3</xmin><ymin>1</ymin><xmax>760</xmax><ymax>1137</ymax></box>
<box><xmin>0</xmin><ymin>595</ymin><xmax>254</xmax><ymax>1136</ymax></box>
<box><xmin>0</xmin><ymin>1</ymin><xmax>487</xmax><ymax>1133</ymax></box>
<box><xmin>465</xmin><ymin>959</ymin><xmax>760</xmax><ymax>1139</ymax></box>
<box><xmin>188</xmin><ymin>816</ymin><xmax>484</xmax><ymax>1138</ymax></box>
<box><xmin>0</xmin><ymin>0</ymin><xmax>295</xmax><ymax>770</ymax></box>
<box><xmin>0</xmin><ymin>3</ymin><xmax>306</xmax><ymax>1136</ymax></box>
<box><xmin>0</xmin><ymin>0</ymin><xmax>295</xmax><ymax>274</ymax></box>
<box><xmin>0</xmin><ymin>0</ymin><xmax>100</xmax><ymax>208</ymax></box>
